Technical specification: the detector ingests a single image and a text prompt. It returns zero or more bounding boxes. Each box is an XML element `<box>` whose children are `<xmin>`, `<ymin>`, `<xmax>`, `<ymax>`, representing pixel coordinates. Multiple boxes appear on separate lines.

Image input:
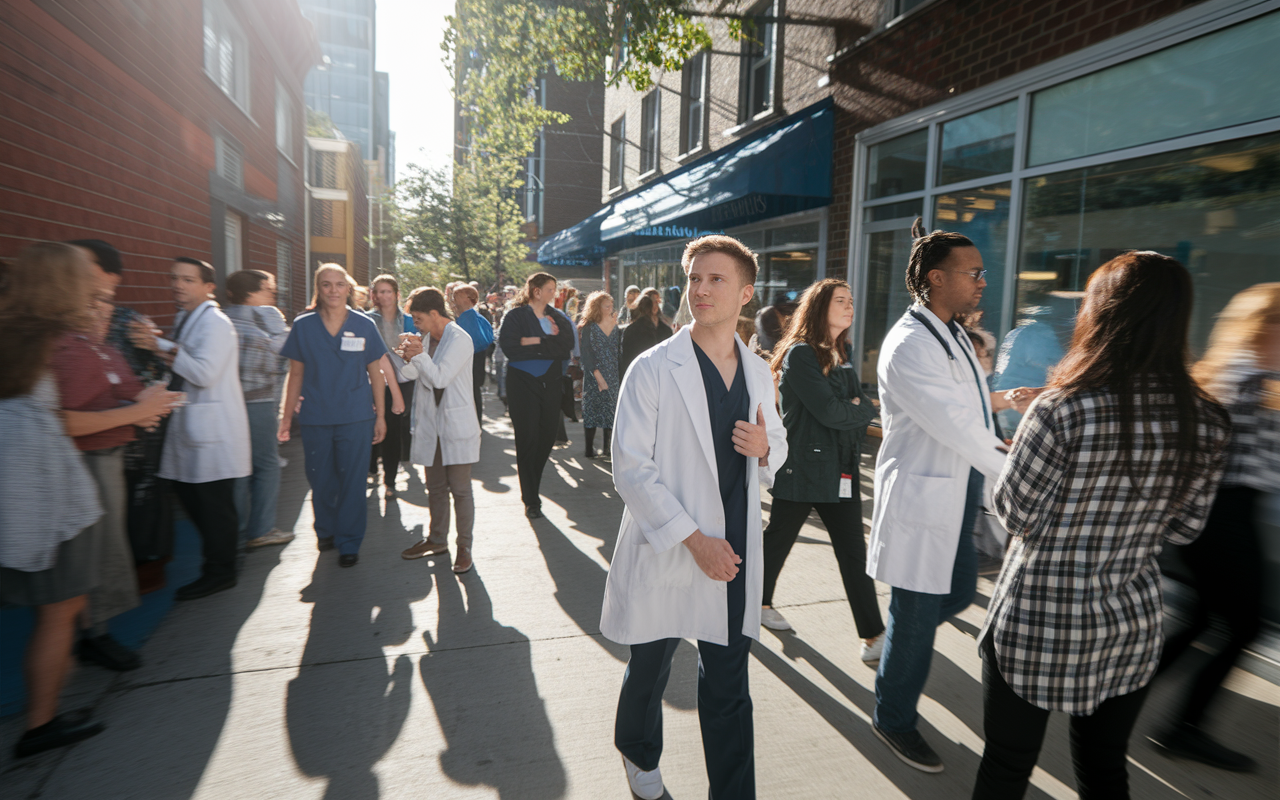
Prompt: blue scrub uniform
<box><xmin>281</xmin><ymin>310</ymin><xmax>387</xmax><ymax>554</ymax></box>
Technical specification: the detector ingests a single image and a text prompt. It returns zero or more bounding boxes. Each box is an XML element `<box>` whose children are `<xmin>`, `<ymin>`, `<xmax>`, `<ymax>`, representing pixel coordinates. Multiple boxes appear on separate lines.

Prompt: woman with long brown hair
<box><xmin>496</xmin><ymin>272</ymin><xmax>575</xmax><ymax>518</ymax></box>
<box><xmin>756</xmin><ymin>279</ymin><xmax>885</xmax><ymax>660</ymax></box>
<box><xmin>1150</xmin><ymin>282</ymin><xmax>1280</xmax><ymax>772</ymax></box>
<box><xmin>367</xmin><ymin>274</ymin><xmax>416</xmax><ymax>498</ymax></box>
<box><xmin>0</xmin><ymin>244</ymin><xmax>109</xmax><ymax>755</ymax></box>
<box><xmin>973</xmin><ymin>252</ymin><xmax>1231</xmax><ymax>799</ymax></box>
<box><xmin>620</xmin><ymin>293</ymin><xmax>671</xmax><ymax>377</ymax></box>
<box><xmin>577</xmin><ymin>291</ymin><xmax>622</xmax><ymax>459</ymax></box>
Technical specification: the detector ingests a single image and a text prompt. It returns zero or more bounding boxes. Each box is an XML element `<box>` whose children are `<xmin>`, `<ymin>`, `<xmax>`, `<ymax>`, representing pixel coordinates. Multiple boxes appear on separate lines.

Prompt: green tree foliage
<box><xmin>389</xmin><ymin>162</ymin><xmax>530</xmax><ymax>290</ymax></box>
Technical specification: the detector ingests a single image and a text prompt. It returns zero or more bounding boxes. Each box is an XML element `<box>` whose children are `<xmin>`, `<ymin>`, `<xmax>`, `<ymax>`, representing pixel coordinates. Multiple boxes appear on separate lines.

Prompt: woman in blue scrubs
<box><xmin>277</xmin><ymin>264</ymin><xmax>387</xmax><ymax>567</ymax></box>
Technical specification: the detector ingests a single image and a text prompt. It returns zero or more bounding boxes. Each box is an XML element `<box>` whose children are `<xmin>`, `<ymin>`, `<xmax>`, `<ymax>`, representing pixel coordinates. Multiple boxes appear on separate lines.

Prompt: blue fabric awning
<box><xmin>537</xmin><ymin>98</ymin><xmax>833</xmax><ymax>266</ymax></box>
<box><xmin>600</xmin><ymin>98</ymin><xmax>833</xmax><ymax>244</ymax></box>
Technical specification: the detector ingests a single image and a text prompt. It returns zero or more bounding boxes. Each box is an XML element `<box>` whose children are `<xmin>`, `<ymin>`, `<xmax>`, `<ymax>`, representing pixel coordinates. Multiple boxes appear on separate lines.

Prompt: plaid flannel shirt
<box><xmin>981</xmin><ymin>387</ymin><xmax>1230</xmax><ymax>715</ymax></box>
<box><xmin>1212</xmin><ymin>359</ymin><xmax>1280</xmax><ymax>492</ymax></box>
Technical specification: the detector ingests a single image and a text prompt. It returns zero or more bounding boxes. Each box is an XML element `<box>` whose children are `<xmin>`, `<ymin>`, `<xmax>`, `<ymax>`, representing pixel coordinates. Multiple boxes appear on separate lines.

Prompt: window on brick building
<box><xmin>224</xmin><ymin>211</ymin><xmax>243</xmax><ymax>276</ymax></box>
<box><xmin>276</xmin><ymin>81</ymin><xmax>294</xmax><ymax>160</ymax></box>
<box><xmin>609</xmin><ymin>116</ymin><xmax>626</xmax><ymax>191</ymax></box>
<box><xmin>640</xmin><ymin>91</ymin><xmax>660</xmax><ymax>174</ymax></box>
<box><xmin>276</xmin><ymin>240</ymin><xmax>292</xmax><ymax>313</ymax></box>
<box><xmin>203</xmin><ymin>0</ymin><xmax>250</xmax><ymax>112</ymax></box>
<box><xmin>680</xmin><ymin>52</ymin><xmax>706</xmax><ymax>155</ymax></box>
<box><xmin>883</xmin><ymin>0</ymin><xmax>931</xmax><ymax>24</ymax></box>
<box><xmin>738</xmin><ymin>1</ymin><xmax>777</xmax><ymax>123</ymax></box>
<box><xmin>215</xmin><ymin>134</ymin><xmax>244</xmax><ymax>189</ymax></box>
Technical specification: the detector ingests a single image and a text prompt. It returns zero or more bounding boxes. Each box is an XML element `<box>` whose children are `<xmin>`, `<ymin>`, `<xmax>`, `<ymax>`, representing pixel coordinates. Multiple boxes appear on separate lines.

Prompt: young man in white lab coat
<box><xmin>867</xmin><ymin>230</ymin><xmax>1015</xmax><ymax>773</ymax></box>
<box><xmin>155</xmin><ymin>258</ymin><xmax>251</xmax><ymax>601</ymax></box>
<box><xmin>601</xmin><ymin>235</ymin><xmax>787</xmax><ymax>800</ymax></box>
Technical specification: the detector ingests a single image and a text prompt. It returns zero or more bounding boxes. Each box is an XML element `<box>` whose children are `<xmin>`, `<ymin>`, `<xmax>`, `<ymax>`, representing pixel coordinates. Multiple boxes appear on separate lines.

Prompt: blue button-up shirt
<box><xmin>455</xmin><ymin>307</ymin><xmax>494</xmax><ymax>354</ymax></box>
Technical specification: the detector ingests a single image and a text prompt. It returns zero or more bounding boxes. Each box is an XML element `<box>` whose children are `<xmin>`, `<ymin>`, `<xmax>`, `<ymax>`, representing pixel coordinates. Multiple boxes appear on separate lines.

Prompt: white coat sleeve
<box><xmin>172</xmin><ymin>315</ymin><xmax>235</xmax><ymax>389</ymax></box>
<box><xmin>612</xmin><ymin>357</ymin><xmax>700</xmax><ymax>555</ymax></box>
<box><xmin>881</xmin><ymin>338</ymin><xmax>1008</xmax><ymax>481</ymax></box>
<box><xmin>405</xmin><ymin>335</ymin><xmax>471</xmax><ymax>388</ymax></box>
<box><xmin>755</xmin><ymin>366</ymin><xmax>787</xmax><ymax>488</ymax></box>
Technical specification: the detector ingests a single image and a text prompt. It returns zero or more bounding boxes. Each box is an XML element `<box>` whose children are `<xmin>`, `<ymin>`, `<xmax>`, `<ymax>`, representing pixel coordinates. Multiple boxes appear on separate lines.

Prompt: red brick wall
<box><xmin>0</xmin><ymin>0</ymin><xmax>316</xmax><ymax>325</ymax></box>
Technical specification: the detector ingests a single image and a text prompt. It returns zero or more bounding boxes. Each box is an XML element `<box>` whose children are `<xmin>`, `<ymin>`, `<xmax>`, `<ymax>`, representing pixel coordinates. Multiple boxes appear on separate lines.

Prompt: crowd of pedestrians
<box><xmin>1</xmin><ymin>227</ymin><xmax>1274</xmax><ymax>800</ymax></box>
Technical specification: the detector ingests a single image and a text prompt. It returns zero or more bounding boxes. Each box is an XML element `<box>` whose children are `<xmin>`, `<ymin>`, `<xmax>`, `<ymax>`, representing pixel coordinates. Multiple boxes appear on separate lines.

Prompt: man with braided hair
<box><xmin>866</xmin><ymin>221</ymin><xmax>1035</xmax><ymax>773</ymax></box>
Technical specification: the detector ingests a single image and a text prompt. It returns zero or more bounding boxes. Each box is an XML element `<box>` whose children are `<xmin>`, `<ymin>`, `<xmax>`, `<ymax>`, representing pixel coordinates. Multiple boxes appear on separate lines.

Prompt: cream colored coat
<box><xmin>867</xmin><ymin>305</ymin><xmax>1007</xmax><ymax>594</ymax></box>
<box><xmin>159</xmin><ymin>301</ymin><xmax>252</xmax><ymax>484</ymax></box>
<box><xmin>402</xmin><ymin>322</ymin><xmax>481</xmax><ymax>466</ymax></box>
<box><xmin>600</xmin><ymin>327</ymin><xmax>788</xmax><ymax>646</ymax></box>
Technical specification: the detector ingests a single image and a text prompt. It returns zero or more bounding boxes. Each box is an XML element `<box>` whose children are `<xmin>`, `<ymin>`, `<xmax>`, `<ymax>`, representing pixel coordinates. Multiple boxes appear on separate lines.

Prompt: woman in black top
<box><xmin>760</xmin><ymin>279</ymin><xmax>886</xmax><ymax>664</ymax></box>
<box><xmin>496</xmin><ymin>272</ymin><xmax>575</xmax><ymax>518</ymax></box>
<box><xmin>620</xmin><ymin>294</ymin><xmax>671</xmax><ymax>378</ymax></box>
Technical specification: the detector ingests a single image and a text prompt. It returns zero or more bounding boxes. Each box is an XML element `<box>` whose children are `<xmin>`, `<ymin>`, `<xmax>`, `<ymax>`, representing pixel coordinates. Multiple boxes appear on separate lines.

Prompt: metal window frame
<box><xmin>640</xmin><ymin>90</ymin><xmax>660</xmax><ymax>175</ymax></box>
<box><xmin>845</xmin><ymin>0</ymin><xmax>1280</xmax><ymax>367</ymax></box>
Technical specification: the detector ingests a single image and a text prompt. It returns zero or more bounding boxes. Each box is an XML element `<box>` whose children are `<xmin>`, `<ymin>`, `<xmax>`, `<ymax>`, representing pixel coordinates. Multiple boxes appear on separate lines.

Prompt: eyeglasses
<box><xmin>948</xmin><ymin>269</ymin><xmax>987</xmax><ymax>281</ymax></box>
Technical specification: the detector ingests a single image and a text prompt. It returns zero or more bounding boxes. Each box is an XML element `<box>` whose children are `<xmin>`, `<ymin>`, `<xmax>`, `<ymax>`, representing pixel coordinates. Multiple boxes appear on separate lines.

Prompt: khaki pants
<box><xmin>426</xmin><ymin>441</ymin><xmax>474</xmax><ymax>550</ymax></box>
<box><xmin>83</xmin><ymin>447</ymin><xmax>140</xmax><ymax>632</ymax></box>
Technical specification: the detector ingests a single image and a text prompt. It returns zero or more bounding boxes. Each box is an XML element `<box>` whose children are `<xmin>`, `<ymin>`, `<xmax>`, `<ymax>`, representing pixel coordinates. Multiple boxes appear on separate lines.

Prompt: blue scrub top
<box><xmin>456</xmin><ymin>307</ymin><xmax>494</xmax><ymax>353</ymax></box>
<box><xmin>281</xmin><ymin>310</ymin><xmax>388</xmax><ymax>426</ymax></box>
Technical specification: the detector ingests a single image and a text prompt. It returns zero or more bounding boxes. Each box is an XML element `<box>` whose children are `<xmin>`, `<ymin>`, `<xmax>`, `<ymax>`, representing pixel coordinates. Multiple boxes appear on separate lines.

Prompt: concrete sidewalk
<box><xmin>3</xmin><ymin>393</ymin><xmax>1276</xmax><ymax>799</ymax></box>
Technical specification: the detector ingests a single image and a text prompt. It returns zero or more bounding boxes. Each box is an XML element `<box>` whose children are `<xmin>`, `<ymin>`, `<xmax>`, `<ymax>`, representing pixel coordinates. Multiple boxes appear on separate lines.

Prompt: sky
<box><xmin>377</xmin><ymin>0</ymin><xmax>456</xmax><ymax>183</ymax></box>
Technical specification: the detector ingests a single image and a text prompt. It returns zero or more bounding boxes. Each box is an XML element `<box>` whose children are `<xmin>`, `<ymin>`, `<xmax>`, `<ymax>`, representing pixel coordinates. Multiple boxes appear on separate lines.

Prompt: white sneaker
<box><xmin>861</xmin><ymin>632</ymin><xmax>886</xmax><ymax>665</ymax></box>
<box><xmin>622</xmin><ymin>755</ymin><xmax>664</xmax><ymax>800</ymax></box>
<box><xmin>760</xmin><ymin>607</ymin><xmax>792</xmax><ymax>631</ymax></box>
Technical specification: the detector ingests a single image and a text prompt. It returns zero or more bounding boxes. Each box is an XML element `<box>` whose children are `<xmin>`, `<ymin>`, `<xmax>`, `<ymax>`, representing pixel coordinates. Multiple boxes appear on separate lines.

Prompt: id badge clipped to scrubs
<box><xmin>839</xmin><ymin>473</ymin><xmax>853</xmax><ymax>499</ymax></box>
<box><xmin>340</xmin><ymin>332</ymin><xmax>365</xmax><ymax>352</ymax></box>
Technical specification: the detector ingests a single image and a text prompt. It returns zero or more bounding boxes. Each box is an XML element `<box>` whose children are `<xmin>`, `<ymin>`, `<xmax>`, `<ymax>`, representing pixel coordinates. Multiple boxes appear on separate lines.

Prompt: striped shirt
<box><xmin>980</xmin><ymin>386</ymin><xmax>1230</xmax><ymax>714</ymax></box>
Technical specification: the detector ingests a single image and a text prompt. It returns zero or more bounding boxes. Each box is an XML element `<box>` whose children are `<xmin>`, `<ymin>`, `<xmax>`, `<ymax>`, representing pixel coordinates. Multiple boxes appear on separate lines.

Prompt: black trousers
<box><xmin>973</xmin><ymin>637</ymin><xmax>1150</xmax><ymax>800</ymax></box>
<box><xmin>615</xmin><ymin>611</ymin><xmax>755</xmax><ymax>798</ymax></box>
<box><xmin>472</xmin><ymin>351</ymin><xmax>486</xmax><ymax>423</ymax></box>
<box><xmin>507</xmin><ymin>365</ymin><xmax>561</xmax><ymax>510</ymax></box>
<box><xmin>1157</xmin><ymin>485</ymin><xmax>1263</xmax><ymax>726</ymax></box>
<box><xmin>762</xmin><ymin>498</ymin><xmax>885</xmax><ymax>640</ymax></box>
<box><xmin>170</xmin><ymin>478</ymin><xmax>239</xmax><ymax>582</ymax></box>
<box><xmin>370</xmin><ymin>381</ymin><xmax>414</xmax><ymax>486</ymax></box>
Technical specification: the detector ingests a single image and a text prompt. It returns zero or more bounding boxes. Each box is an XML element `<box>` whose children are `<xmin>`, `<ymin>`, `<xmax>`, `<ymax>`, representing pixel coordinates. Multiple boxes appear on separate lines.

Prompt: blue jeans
<box><xmin>874</xmin><ymin>467</ymin><xmax>983</xmax><ymax>734</ymax></box>
<box><xmin>235</xmin><ymin>401</ymin><xmax>282</xmax><ymax>543</ymax></box>
<box><xmin>300</xmin><ymin>419</ymin><xmax>374</xmax><ymax>555</ymax></box>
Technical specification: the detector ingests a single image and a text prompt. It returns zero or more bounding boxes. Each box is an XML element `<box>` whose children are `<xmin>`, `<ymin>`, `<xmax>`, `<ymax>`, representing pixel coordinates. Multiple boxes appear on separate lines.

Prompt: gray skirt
<box><xmin>0</xmin><ymin>527</ymin><xmax>99</xmax><ymax>607</ymax></box>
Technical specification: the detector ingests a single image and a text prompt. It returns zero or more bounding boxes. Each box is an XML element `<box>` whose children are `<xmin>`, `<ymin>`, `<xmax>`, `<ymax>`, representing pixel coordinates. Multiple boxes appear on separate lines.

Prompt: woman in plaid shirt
<box><xmin>973</xmin><ymin>252</ymin><xmax>1231</xmax><ymax>799</ymax></box>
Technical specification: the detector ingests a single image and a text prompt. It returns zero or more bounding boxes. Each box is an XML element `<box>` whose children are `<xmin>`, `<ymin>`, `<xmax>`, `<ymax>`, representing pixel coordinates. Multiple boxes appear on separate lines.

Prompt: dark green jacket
<box><xmin>772</xmin><ymin>342</ymin><xmax>877</xmax><ymax>503</ymax></box>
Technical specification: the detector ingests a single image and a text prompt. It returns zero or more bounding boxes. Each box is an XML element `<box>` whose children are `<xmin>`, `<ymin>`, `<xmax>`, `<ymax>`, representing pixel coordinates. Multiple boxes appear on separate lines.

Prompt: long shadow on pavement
<box><xmin>286</xmin><ymin>553</ymin><xmax>419</xmax><ymax>799</ymax></box>
<box><xmin>420</xmin><ymin>566</ymin><xmax>568</xmax><ymax>799</ymax></box>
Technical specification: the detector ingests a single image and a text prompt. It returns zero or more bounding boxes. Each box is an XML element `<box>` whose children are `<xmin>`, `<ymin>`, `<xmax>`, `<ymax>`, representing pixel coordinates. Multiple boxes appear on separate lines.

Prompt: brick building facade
<box><xmin>0</xmin><ymin>0</ymin><xmax>320</xmax><ymax>323</ymax></box>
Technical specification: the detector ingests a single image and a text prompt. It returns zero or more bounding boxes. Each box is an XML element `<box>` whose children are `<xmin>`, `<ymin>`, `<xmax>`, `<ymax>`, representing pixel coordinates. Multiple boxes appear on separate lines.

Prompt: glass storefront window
<box><xmin>865</xmin><ymin>199</ymin><xmax>923</xmax><ymax>223</ymax></box>
<box><xmin>938</xmin><ymin>100</ymin><xmax>1018</xmax><ymax>186</ymax></box>
<box><xmin>1016</xmin><ymin>132</ymin><xmax>1280</xmax><ymax>375</ymax></box>
<box><xmin>757</xmin><ymin>249</ymin><xmax>818</xmax><ymax>308</ymax></box>
<box><xmin>867</xmin><ymin>129</ymin><xmax>928</xmax><ymax>199</ymax></box>
<box><xmin>859</xmin><ymin>227</ymin><xmax>915</xmax><ymax>392</ymax></box>
<box><xmin>1028</xmin><ymin>11</ymin><xmax>1280</xmax><ymax>167</ymax></box>
<box><xmin>768</xmin><ymin>221</ymin><xmax>821</xmax><ymax>249</ymax></box>
<box><xmin>933</xmin><ymin>182</ymin><xmax>1011</xmax><ymax>335</ymax></box>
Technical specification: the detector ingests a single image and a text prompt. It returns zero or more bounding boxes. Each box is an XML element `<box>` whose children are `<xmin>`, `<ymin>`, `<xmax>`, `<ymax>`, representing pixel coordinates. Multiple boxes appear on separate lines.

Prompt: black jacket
<box><xmin>496</xmin><ymin>304</ymin><xmax>575</xmax><ymax>365</ymax></box>
<box><xmin>620</xmin><ymin>316</ymin><xmax>672</xmax><ymax>377</ymax></box>
<box><xmin>772</xmin><ymin>342</ymin><xmax>878</xmax><ymax>504</ymax></box>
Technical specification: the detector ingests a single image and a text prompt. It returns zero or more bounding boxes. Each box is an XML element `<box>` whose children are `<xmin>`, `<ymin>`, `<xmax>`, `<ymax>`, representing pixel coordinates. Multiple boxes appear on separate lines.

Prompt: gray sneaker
<box><xmin>760</xmin><ymin>607</ymin><xmax>792</xmax><ymax>631</ymax></box>
<box><xmin>246</xmin><ymin>529</ymin><xmax>295</xmax><ymax>549</ymax></box>
<box><xmin>873</xmin><ymin>723</ymin><xmax>944</xmax><ymax>773</ymax></box>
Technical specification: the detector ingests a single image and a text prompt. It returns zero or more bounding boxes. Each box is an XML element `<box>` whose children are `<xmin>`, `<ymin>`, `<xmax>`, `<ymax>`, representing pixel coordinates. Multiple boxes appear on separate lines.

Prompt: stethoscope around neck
<box><xmin>909</xmin><ymin>309</ymin><xmax>965</xmax><ymax>384</ymax></box>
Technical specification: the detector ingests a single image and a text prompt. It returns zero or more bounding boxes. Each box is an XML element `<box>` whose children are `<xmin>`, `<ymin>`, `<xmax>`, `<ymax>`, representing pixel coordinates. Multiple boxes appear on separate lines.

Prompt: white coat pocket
<box><xmin>632</xmin><ymin>540</ymin><xmax>697</xmax><ymax>588</ymax></box>
<box><xmin>178</xmin><ymin>403</ymin><xmax>221</xmax><ymax>446</ymax></box>
<box><xmin>892</xmin><ymin>473</ymin><xmax>958</xmax><ymax>529</ymax></box>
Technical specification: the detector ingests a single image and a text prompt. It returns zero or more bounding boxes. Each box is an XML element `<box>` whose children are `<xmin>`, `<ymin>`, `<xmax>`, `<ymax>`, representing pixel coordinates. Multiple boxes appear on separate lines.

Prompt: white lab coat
<box><xmin>867</xmin><ymin>305</ymin><xmax>1008</xmax><ymax>594</ymax></box>
<box><xmin>402</xmin><ymin>323</ymin><xmax>481</xmax><ymax>466</ymax></box>
<box><xmin>600</xmin><ymin>327</ymin><xmax>788</xmax><ymax>646</ymax></box>
<box><xmin>159</xmin><ymin>301</ymin><xmax>252</xmax><ymax>484</ymax></box>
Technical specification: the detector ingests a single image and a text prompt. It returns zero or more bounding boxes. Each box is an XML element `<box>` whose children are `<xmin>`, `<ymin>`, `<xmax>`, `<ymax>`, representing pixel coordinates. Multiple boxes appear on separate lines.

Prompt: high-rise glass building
<box><xmin>299</xmin><ymin>0</ymin><xmax>376</xmax><ymax>160</ymax></box>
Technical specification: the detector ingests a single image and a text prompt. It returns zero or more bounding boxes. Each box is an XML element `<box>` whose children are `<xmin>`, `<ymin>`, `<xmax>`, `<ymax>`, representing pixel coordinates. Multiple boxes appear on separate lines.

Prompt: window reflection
<box><xmin>938</xmin><ymin>100</ymin><xmax>1017</xmax><ymax>186</ymax></box>
<box><xmin>934</xmin><ymin>182</ymin><xmax>1011</xmax><ymax>336</ymax></box>
<box><xmin>867</xmin><ymin>130</ymin><xmax>927</xmax><ymax>199</ymax></box>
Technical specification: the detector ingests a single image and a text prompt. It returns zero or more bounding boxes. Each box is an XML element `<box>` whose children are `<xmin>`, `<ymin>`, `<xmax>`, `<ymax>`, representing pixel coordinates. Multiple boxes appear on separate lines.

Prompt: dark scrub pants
<box><xmin>280</xmin><ymin>310</ymin><xmax>387</xmax><ymax>555</ymax></box>
<box><xmin>506</xmin><ymin>362</ymin><xmax>561</xmax><ymax>512</ymax></box>
<box><xmin>615</xmin><ymin>342</ymin><xmax>755</xmax><ymax>799</ymax></box>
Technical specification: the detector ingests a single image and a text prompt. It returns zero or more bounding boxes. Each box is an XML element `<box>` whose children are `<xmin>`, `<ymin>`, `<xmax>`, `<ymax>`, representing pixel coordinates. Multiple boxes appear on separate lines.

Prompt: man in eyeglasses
<box><xmin>866</xmin><ymin>226</ymin><xmax>1033</xmax><ymax>773</ymax></box>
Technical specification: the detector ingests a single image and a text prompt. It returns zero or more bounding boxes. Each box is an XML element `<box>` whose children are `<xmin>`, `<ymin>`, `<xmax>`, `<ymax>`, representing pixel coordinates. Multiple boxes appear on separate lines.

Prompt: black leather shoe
<box><xmin>339</xmin><ymin>554</ymin><xmax>359</xmax><ymax>568</ymax></box>
<box><xmin>174</xmin><ymin>575</ymin><xmax>236</xmax><ymax>601</ymax></box>
<box><xmin>13</xmin><ymin>713</ymin><xmax>105</xmax><ymax>758</ymax></box>
<box><xmin>78</xmin><ymin>634</ymin><xmax>141</xmax><ymax>671</ymax></box>
<box><xmin>525</xmin><ymin>506</ymin><xmax>543</xmax><ymax>519</ymax></box>
<box><xmin>317</xmin><ymin>536</ymin><xmax>335</xmax><ymax>551</ymax></box>
<box><xmin>1150</xmin><ymin>723</ymin><xmax>1257</xmax><ymax>772</ymax></box>
<box><xmin>873</xmin><ymin>723</ymin><xmax>944</xmax><ymax>773</ymax></box>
